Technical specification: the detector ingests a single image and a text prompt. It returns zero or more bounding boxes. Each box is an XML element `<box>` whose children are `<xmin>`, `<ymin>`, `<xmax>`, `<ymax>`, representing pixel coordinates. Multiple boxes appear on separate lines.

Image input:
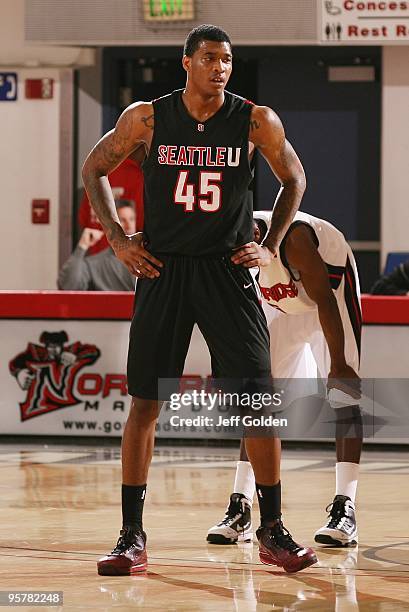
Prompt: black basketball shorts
<box><xmin>127</xmin><ymin>254</ymin><xmax>271</xmax><ymax>400</ymax></box>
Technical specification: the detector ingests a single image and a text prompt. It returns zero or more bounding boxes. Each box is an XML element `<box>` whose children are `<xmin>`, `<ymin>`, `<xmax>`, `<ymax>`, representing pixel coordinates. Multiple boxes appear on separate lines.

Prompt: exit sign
<box><xmin>143</xmin><ymin>0</ymin><xmax>195</xmax><ymax>21</ymax></box>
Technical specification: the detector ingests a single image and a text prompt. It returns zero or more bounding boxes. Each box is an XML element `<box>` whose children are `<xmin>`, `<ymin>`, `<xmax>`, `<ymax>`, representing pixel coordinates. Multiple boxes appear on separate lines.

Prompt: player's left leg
<box><xmin>244</xmin><ymin>435</ymin><xmax>317</xmax><ymax>573</ymax></box>
<box><xmin>206</xmin><ymin>314</ymin><xmax>307</xmax><ymax>545</ymax></box>
<box><xmin>196</xmin><ymin>257</ymin><xmax>317</xmax><ymax>572</ymax></box>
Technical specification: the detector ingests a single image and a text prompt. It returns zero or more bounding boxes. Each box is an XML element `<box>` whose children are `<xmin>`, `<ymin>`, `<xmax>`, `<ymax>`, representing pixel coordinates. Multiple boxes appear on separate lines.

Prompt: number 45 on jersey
<box><xmin>174</xmin><ymin>171</ymin><xmax>222</xmax><ymax>213</ymax></box>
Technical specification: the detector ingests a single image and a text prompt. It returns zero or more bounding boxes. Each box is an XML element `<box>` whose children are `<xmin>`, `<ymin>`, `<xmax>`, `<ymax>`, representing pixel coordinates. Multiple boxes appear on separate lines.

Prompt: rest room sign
<box><xmin>320</xmin><ymin>0</ymin><xmax>409</xmax><ymax>43</ymax></box>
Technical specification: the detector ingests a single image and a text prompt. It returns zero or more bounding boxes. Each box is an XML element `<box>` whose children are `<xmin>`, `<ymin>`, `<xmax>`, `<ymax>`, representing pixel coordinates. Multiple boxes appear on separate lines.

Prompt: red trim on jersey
<box><xmin>1</xmin><ymin>292</ymin><xmax>409</xmax><ymax>324</ymax></box>
<box><xmin>344</xmin><ymin>262</ymin><xmax>362</xmax><ymax>358</ymax></box>
<box><xmin>346</xmin><ymin>269</ymin><xmax>362</xmax><ymax>328</ymax></box>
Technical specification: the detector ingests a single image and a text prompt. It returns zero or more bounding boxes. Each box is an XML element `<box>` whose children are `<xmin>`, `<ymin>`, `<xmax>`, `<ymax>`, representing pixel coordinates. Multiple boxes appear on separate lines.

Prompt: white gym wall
<box><xmin>0</xmin><ymin>67</ymin><xmax>61</xmax><ymax>289</ymax></box>
<box><xmin>381</xmin><ymin>46</ymin><xmax>409</xmax><ymax>267</ymax></box>
<box><xmin>0</xmin><ymin>0</ymin><xmax>93</xmax><ymax>289</ymax></box>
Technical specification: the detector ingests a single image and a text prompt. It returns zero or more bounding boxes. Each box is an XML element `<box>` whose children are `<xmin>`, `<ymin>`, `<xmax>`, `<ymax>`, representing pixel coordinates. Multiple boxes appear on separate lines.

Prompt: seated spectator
<box><xmin>58</xmin><ymin>200</ymin><xmax>136</xmax><ymax>291</ymax></box>
<box><xmin>370</xmin><ymin>259</ymin><xmax>409</xmax><ymax>295</ymax></box>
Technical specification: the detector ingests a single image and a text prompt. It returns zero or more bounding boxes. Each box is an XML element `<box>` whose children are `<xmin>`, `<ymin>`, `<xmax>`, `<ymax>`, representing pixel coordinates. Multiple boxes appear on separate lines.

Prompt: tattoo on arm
<box><xmin>90</xmin><ymin>106</ymin><xmax>136</xmax><ymax>171</ymax></box>
<box><xmin>270</xmin><ymin>190</ymin><xmax>297</xmax><ymax>232</ymax></box>
<box><xmin>141</xmin><ymin>114</ymin><xmax>154</xmax><ymax>130</ymax></box>
<box><xmin>84</xmin><ymin>177</ymin><xmax>124</xmax><ymax>246</ymax></box>
<box><xmin>107</xmin><ymin>231</ymin><xmax>131</xmax><ymax>251</ymax></box>
<box><xmin>98</xmin><ymin>136</ymin><xmax>127</xmax><ymax>168</ymax></box>
<box><xmin>82</xmin><ymin>108</ymin><xmax>139</xmax><ymax>244</ymax></box>
<box><xmin>265</xmin><ymin>184</ymin><xmax>304</xmax><ymax>251</ymax></box>
<box><xmin>250</xmin><ymin>119</ymin><xmax>260</xmax><ymax>131</ymax></box>
<box><xmin>279</xmin><ymin>139</ymin><xmax>293</xmax><ymax>172</ymax></box>
<box><xmin>83</xmin><ymin>104</ymin><xmax>152</xmax><ymax>251</ymax></box>
<box><xmin>264</xmin><ymin>142</ymin><xmax>306</xmax><ymax>249</ymax></box>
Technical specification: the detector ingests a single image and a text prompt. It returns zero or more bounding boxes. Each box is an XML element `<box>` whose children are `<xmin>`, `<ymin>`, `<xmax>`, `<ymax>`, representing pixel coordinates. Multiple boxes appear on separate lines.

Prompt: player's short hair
<box><xmin>115</xmin><ymin>198</ymin><xmax>135</xmax><ymax>211</ymax></box>
<box><xmin>254</xmin><ymin>218</ymin><xmax>268</xmax><ymax>242</ymax></box>
<box><xmin>183</xmin><ymin>24</ymin><xmax>232</xmax><ymax>57</ymax></box>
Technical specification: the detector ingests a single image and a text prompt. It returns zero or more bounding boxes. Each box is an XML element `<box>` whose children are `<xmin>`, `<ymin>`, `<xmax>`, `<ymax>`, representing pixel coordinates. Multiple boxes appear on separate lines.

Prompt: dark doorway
<box><xmin>102</xmin><ymin>47</ymin><xmax>257</xmax><ymax>131</ymax></box>
<box><xmin>255</xmin><ymin>46</ymin><xmax>381</xmax><ymax>290</ymax></box>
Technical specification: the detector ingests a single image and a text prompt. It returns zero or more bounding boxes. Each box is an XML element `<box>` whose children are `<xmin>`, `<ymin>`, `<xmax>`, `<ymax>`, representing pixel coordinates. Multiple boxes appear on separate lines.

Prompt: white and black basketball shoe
<box><xmin>207</xmin><ymin>493</ymin><xmax>253</xmax><ymax>544</ymax></box>
<box><xmin>314</xmin><ymin>495</ymin><xmax>358</xmax><ymax>547</ymax></box>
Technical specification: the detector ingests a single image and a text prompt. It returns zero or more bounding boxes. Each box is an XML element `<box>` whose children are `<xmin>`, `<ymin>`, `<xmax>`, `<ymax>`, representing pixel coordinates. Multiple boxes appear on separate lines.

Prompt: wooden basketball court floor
<box><xmin>0</xmin><ymin>442</ymin><xmax>408</xmax><ymax>611</ymax></box>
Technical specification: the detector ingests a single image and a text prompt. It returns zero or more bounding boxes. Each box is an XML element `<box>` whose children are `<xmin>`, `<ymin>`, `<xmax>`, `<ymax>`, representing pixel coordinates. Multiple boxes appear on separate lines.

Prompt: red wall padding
<box><xmin>0</xmin><ymin>292</ymin><xmax>408</xmax><ymax>324</ymax></box>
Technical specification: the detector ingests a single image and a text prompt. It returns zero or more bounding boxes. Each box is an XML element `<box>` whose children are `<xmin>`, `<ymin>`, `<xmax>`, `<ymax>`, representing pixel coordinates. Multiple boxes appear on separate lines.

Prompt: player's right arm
<box><xmin>82</xmin><ymin>103</ymin><xmax>163</xmax><ymax>278</ymax></box>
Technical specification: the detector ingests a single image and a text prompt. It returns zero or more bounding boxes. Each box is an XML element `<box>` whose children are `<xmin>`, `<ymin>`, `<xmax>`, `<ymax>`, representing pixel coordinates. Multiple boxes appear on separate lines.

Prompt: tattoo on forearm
<box><xmin>266</xmin><ymin>186</ymin><xmax>303</xmax><ymax>249</ymax></box>
<box><xmin>82</xmin><ymin>177</ymin><xmax>117</xmax><ymax>230</ymax></box>
<box><xmin>82</xmin><ymin>109</ymin><xmax>138</xmax><ymax>236</ymax></box>
<box><xmin>141</xmin><ymin>114</ymin><xmax>154</xmax><ymax>130</ymax></box>
<box><xmin>250</xmin><ymin>119</ymin><xmax>260</xmax><ymax>131</ymax></box>
<box><xmin>111</xmin><ymin>238</ymin><xmax>131</xmax><ymax>252</ymax></box>
<box><xmin>265</xmin><ymin>142</ymin><xmax>305</xmax><ymax>247</ymax></box>
<box><xmin>106</xmin><ymin>226</ymin><xmax>130</xmax><ymax>252</ymax></box>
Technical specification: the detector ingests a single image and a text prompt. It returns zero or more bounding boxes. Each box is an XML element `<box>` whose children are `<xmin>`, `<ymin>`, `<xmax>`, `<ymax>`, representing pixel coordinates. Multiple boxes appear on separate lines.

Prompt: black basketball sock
<box><xmin>256</xmin><ymin>481</ymin><xmax>281</xmax><ymax>526</ymax></box>
<box><xmin>122</xmin><ymin>484</ymin><xmax>146</xmax><ymax>530</ymax></box>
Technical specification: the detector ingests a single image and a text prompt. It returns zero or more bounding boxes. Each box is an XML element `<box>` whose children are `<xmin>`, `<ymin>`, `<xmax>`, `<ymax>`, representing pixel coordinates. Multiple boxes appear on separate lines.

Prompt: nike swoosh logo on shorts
<box><xmin>244</xmin><ymin>283</ymin><xmax>253</xmax><ymax>289</ymax></box>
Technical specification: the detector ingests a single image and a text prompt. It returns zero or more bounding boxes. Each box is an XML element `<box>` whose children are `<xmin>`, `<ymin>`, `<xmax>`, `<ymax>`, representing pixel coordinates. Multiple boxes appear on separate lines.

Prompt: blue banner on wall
<box><xmin>0</xmin><ymin>73</ymin><xmax>17</xmax><ymax>101</ymax></box>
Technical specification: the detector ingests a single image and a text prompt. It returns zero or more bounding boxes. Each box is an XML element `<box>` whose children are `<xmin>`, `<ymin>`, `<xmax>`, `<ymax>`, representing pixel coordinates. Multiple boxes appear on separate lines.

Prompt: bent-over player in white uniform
<box><xmin>207</xmin><ymin>210</ymin><xmax>362</xmax><ymax>548</ymax></box>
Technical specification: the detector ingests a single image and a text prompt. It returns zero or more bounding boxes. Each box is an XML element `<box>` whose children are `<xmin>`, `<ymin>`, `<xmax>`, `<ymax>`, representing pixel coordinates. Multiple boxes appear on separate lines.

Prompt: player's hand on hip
<box><xmin>327</xmin><ymin>364</ymin><xmax>361</xmax><ymax>400</ymax></box>
<box><xmin>231</xmin><ymin>242</ymin><xmax>274</xmax><ymax>268</ymax></box>
<box><xmin>114</xmin><ymin>232</ymin><xmax>163</xmax><ymax>278</ymax></box>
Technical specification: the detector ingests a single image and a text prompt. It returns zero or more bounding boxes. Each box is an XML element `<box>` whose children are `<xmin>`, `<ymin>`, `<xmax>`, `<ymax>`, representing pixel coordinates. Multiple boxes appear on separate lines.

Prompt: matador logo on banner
<box><xmin>9</xmin><ymin>331</ymin><xmax>101</xmax><ymax>421</ymax></box>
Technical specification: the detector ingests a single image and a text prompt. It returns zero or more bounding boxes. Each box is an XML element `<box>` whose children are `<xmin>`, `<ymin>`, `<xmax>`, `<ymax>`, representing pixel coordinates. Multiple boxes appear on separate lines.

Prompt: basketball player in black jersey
<box><xmin>82</xmin><ymin>25</ymin><xmax>317</xmax><ymax>575</ymax></box>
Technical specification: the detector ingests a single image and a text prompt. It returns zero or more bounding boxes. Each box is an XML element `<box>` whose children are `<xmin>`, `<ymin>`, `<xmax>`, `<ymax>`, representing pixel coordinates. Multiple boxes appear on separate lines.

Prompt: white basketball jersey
<box><xmin>254</xmin><ymin>210</ymin><xmax>354</xmax><ymax>314</ymax></box>
<box><xmin>254</xmin><ymin>210</ymin><xmax>362</xmax><ymax>372</ymax></box>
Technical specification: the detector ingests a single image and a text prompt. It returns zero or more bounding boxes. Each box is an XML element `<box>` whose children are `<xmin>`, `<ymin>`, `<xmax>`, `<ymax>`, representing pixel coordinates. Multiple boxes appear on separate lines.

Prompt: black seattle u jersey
<box><xmin>143</xmin><ymin>89</ymin><xmax>254</xmax><ymax>255</ymax></box>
